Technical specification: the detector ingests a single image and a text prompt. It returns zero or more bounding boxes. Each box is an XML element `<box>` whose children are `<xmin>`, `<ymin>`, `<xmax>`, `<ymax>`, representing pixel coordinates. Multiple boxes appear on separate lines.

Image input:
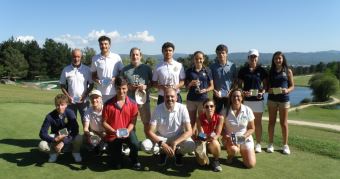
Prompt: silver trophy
<box><xmin>165</xmin><ymin>76</ymin><xmax>174</xmax><ymax>87</ymax></box>
<box><xmin>195</xmin><ymin>78</ymin><xmax>201</xmax><ymax>94</ymax></box>
<box><xmin>133</xmin><ymin>75</ymin><xmax>140</xmax><ymax>85</ymax></box>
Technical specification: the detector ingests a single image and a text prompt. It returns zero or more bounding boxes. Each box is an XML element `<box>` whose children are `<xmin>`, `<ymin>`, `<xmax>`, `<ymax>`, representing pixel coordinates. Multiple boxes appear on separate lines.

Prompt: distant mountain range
<box><xmin>121</xmin><ymin>50</ymin><xmax>340</xmax><ymax>66</ymax></box>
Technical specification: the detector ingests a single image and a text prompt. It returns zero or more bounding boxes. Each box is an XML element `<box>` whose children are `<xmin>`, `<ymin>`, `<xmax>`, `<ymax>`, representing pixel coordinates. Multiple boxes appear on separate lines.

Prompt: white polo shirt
<box><xmin>150</xmin><ymin>102</ymin><xmax>190</xmax><ymax>138</ymax></box>
<box><xmin>91</xmin><ymin>52</ymin><xmax>124</xmax><ymax>96</ymax></box>
<box><xmin>152</xmin><ymin>59</ymin><xmax>185</xmax><ymax>96</ymax></box>
<box><xmin>225</xmin><ymin>104</ymin><xmax>255</xmax><ymax>136</ymax></box>
<box><xmin>59</xmin><ymin>63</ymin><xmax>92</xmax><ymax>99</ymax></box>
<box><xmin>84</xmin><ymin>106</ymin><xmax>105</xmax><ymax>133</ymax></box>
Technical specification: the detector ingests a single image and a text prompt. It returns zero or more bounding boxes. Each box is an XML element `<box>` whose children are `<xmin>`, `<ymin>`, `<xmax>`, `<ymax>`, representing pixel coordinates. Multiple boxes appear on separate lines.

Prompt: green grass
<box><xmin>1</xmin><ymin>84</ymin><xmax>340</xmax><ymax>178</ymax></box>
<box><xmin>289</xmin><ymin>105</ymin><xmax>340</xmax><ymax>125</ymax></box>
<box><xmin>294</xmin><ymin>75</ymin><xmax>312</xmax><ymax>87</ymax></box>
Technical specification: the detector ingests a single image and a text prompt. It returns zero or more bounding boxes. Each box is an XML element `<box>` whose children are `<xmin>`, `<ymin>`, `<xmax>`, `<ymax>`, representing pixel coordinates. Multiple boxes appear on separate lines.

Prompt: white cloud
<box><xmin>52</xmin><ymin>30</ymin><xmax>155</xmax><ymax>49</ymax></box>
<box><xmin>15</xmin><ymin>35</ymin><xmax>35</xmax><ymax>42</ymax></box>
<box><xmin>125</xmin><ymin>31</ymin><xmax>155</xmax><ymax>42</ymax></box>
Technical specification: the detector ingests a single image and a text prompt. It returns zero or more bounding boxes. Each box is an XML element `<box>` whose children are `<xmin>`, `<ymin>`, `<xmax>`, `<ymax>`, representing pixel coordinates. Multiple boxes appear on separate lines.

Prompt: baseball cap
<box><xmin>248</xmin><ymin>49</ymin><xmax>259</xmax><ymax>57</ymax></box>
<box><xmin>89</xmin><ymin>90</ymin><xmax>102</xmax><ymax>97</ymax></box>
<box><xmin>135</xmin><ymin>89</ymin><xmax>147</xmax><ymax>104</ymax></box>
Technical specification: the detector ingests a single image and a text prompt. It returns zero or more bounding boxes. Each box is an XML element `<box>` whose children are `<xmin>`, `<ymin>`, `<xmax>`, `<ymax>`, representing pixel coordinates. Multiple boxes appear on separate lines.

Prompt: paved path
<box><xmin>262</xmin><ymin>116</ymin><xmax>340</xmax><ymax>132</ymax></box>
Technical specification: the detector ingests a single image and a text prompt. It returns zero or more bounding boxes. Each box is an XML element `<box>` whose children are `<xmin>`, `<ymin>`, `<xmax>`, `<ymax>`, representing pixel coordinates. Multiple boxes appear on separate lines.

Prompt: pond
<box><xmin>264</xmin><ymin>86</ymin><xmax>312</xmax><ymax>106</ymax></box>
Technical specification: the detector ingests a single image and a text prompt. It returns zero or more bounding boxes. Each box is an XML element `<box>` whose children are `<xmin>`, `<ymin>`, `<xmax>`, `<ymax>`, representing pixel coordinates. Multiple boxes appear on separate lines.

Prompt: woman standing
<box><xmin>185</xmin><ymin>51</ymin><xmax>214</xmax><ymax>132</ymax></box>
<box><xmin>223</xmin><ymin>88</ymin><xmax>256</xmax><ymax>168</ymax></box>
<box><xmin>237</xmin><ymin>49</ymin><xmax>268</xmax><ymax>153</ymax></box>
<box><xmin>267</xmin><ymin>51</ymin><xmax>294</xmax><ymax>155</ymax></box>
<box><xmin>196</xmin><ymin>99</ymin><xmax>224</xmax><ymax>172</ymax></box>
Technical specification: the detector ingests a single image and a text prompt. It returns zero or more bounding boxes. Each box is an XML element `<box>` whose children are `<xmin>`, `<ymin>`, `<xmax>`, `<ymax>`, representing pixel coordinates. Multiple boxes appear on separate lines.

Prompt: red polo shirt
<box><xmin>103</xmin><ymin>96</ymin><xmax>138</xmax><ymax>141</ymax></box>
<box><xmin>199</xmin><ymin>113</ymin><xmax>221</xmax><ymax>136</ymax></box>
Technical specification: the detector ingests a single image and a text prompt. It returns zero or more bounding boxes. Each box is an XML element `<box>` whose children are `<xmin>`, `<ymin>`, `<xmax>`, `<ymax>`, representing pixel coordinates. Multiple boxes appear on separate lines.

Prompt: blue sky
<box><xmin>1</xmin><ymin>0</ymin><xmax>339</xmax><ymax>55</ymax></box>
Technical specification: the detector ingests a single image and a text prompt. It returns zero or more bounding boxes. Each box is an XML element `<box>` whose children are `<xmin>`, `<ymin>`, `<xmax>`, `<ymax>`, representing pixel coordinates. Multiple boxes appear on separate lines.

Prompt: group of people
<box><xmin>38</xmin><ymin>35</ymin><xmax>294</xmax><ymax>172</ymax></box>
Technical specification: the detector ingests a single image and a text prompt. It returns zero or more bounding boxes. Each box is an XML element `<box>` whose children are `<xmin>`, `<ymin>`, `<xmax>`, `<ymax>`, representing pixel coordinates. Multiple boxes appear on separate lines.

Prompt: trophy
<box><xmin>133</xmin><ymin>75</ymin><xmax>140</xmax><ymax>85</ymax></box>
<box><xmin>165</xmin><ymin>76</ymin><xmax>174</xmax><ymax>87</ymax></box>
<box><xmin>195</xmin><ymin>78</ymin><xmax>201</xmax><ymax>94</ymax></box>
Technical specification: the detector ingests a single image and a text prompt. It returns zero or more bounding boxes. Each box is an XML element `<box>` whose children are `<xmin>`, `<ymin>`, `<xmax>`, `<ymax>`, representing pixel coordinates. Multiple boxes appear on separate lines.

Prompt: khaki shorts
<box><xmin>138</xmin><ymin>102</ymin><xmax>151</xmax><ymax>125</ymax></box>
<box><xmin>267</xmin><ymin>100</ymin><xmax>290</xmax><ymax>109</ymax></box>
<box><xmin>186</xmin><ymin>100</ymin><xmax>204</xmax><ymax>112</ymax></box>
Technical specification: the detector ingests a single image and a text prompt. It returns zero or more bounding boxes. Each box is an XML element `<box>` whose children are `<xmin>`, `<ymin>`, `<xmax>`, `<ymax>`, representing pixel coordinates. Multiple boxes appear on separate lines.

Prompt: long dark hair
<box><xmin>269</xmin><ymin>51</ymin><xmax>289</xmax><ymax>82</ymax></box>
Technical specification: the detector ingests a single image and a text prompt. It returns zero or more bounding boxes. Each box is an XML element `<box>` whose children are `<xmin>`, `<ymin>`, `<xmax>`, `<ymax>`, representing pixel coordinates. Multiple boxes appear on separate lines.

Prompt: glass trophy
<box><xmin>133</xmin><ymin>75</ymin><xmax>140</xmax><ymax>85</ymax></box>
<box><xmin>165</xmin><ymin>76</ymin><xmax>174</xmax><ymax>87</ymax></box>
<box><xmin>117</xmin><ymin>128</ymin><xmax>128</xmax><ymax>138</ymax></box>
<box><xmin>195</xmin><ymin>78</ymin><xmax>201</xmax><ymax>94</ymax></box>
<box><xmin>90</xmin><ymin>135</ymin><xmax>101</xmax><ymax>146</ymax></box>
<box><xmin>59</xmin><ymin>128</ymin><xmax>69</xmax><ymax>136</ymax></box>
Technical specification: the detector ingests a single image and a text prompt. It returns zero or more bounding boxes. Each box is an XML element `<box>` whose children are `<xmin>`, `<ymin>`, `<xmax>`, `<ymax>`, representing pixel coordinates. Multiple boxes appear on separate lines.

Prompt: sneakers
<box><xmin>158</xmin><ymin>153</ymin><xmax>168</xmax><ymax>166</ymax></box>
<box><xmin>122</xmin><ymin>144</ymin><xmax>130</xmax><ymax>156</ymax></box>
<box><xmin>212</xmin><ymin>160</ymin><xmax>222</xmax><ymax>172</ymax></box>
<box><xmin>174</xmin><ymin>154</ymin><xmax>184</xmax><ymax>167</ymax></box>
<box><xmin>255</xmin><ymin>143</ymin><xmax>262</xmax><ymax>153</ymax></box>
<box><xmin>267</xmin><ymin>143</ymin><xmax>274</xmax><ymax>153</ymax></box>
<box><xmin>133</xmin><ymin>162</ymin><xmax>142</xmax><ymax>170</ymax></box>
<box><xmin>282</xmin><ymin>145</ymin><xmax>291</xmax><ymax>155</ymax></box>
<box><xmin>72</xmin><ymin>153</ymin><xmax>82</xmax><ymax>162</ymax></box>
<box><xmin>48</xmin><ymin>153</ymin><xmax>58</xmax><ymax>163</ymax></box>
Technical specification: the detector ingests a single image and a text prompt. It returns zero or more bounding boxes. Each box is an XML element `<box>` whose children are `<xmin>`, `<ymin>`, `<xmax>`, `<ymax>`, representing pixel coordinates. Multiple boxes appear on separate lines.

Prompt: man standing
<box><xmin>60</xmin><ymin>48</ymin><xmax>93</xmax><ymax>125</ymax></box>
<box><xmin>91</xmin><ymin>35</ymin><xmax>124</xmax><ymax>103</ymax></box>
<box><xmin>38</xmin><ymin>94</ymin><xmax>82</xmax><ymax>163</ymax></box>
<box><xmin>209</xmin><ymin>44</ymin><xmax>237</xmax><ymax>114</ymax></box>
<box><xmin>120</xmin><ymin>47</ymin><xmax>152</xmax><ymax>135</ymax></box>
<box><xmin>102</xmin><ymin>77</ymin><xmax>141</xmax><ymax>170</ymax></box>
<box><xmin>152</xmin><ymin>42</ymin><xmax>185</xmax><ymax>104</ymax></box>
<box><xmin>141</xmin><ymin>88</ymin><xmax>195</xmax><ymax>167</ymax></box>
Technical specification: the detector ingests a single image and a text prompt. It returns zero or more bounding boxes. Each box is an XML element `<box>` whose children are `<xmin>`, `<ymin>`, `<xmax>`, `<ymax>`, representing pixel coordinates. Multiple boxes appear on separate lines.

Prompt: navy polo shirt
<box><xmin>238</xmin><ymin>66</ymin><xmax>268</xmax><ymax>101</ymax></box>
<box><xmin>185</xmin><ymin>67</ymin><xmax>213</xmax><ymax>101</ymax></box>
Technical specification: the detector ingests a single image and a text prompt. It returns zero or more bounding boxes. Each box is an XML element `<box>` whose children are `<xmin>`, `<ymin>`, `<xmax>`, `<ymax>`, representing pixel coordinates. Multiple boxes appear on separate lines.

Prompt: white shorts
<box><xmin>244</xmin><ymin>100</ymin><xmax>264</xmax><ymax>113</ymax></box>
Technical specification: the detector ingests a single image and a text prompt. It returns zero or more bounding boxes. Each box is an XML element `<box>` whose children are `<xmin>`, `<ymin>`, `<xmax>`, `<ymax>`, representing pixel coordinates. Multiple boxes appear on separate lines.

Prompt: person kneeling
<box><xmin>38</xmin><ymin>94</ymin><xmax>83</xmax><ymax>163</ymax></box>
<box><xmin>141</xmin><ymin>88</ymin><xmax>195</xmax><ymax>167</ymax></box>
<box><xmin>102</xmin><ymin>77</ymin><xmax>141</xmax><ymax>170</ymax></box>
<box><xmin>83</xmin><ymin>90</ymin><xmax>107</xmax><ymax>155</ymax></box>
<box><xmin>222</xmin><ymin>88</ymin><xmax>256</xmax><ymax>168</ymax></box>
<box><xmin>195</xmin><ymin>99</ymin><xmax>224</xmax><ymax>172</ymax></box>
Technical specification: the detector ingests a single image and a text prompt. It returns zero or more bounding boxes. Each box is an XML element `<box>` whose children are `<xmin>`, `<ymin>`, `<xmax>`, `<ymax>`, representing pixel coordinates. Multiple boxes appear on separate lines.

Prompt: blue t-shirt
<box><xmin>268</xmin><ymin>69</ymin><xmax>290</xmax><ymax>102</ymax></box>
<box><xmin>209</xmin><ymin>60</ymin><xmax>237</xmax><ymax>92</ymax></box>
<box><xmin>238</xmin><ymin>65</ymin><xmax>268</xmax><ymax>101</ymax></box>
<box><xmin>185</xmin><ymin>67</ymin><xmax>213</xmax><ymax>101</ymax></box>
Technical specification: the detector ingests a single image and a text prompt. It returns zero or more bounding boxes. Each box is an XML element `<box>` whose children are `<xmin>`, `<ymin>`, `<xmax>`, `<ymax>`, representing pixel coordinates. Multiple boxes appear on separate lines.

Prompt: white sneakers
<box><xmin>266</xmin><ymin>144</ymin><xmax>291</xmax><ymax>155</ymax></box>
<box><xmin>267</xmin><ymin>144</ymin><xmax>274</xmax><ymax>153</ymax></box>
<box><xmin>72</xmin><ymin>153</ymin><xmax>82</xmax><ymax>162</ymax></box>
<box><xmin>282</xmin><ymin>145</ymin><xmax>291</xmax><ymax>155</ymax></box>
<box><xmin>255</xmin><ymin>143</ymin><xmax>262</xmax><ymax>153</ymax></box>
<box><xmin>48</xmin><ymin>153</ymin><xmax>58</xmax><ymax>163</ymax></box>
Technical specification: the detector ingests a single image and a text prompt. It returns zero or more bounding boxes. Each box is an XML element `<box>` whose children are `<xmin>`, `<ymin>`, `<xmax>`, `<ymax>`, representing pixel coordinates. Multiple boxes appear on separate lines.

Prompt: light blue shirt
<box><xmin>209</xmin><ymin>60</ymin><xmax>237</xmax><ymax>92</ymax></box>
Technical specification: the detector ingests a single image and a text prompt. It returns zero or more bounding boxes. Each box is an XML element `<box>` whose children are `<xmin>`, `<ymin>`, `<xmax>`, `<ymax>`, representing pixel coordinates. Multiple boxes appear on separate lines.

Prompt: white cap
<box><xmin>89</xmin><ymin>90</ymin><xmax>102</xmax><ymax>97</ymax></box>
<box><xmin>135</xmin><ymin>89</ymin><xmax>147</xmax><ymax>104</ymax></box>
<box><xmin>248</xmin><ymin>49</ymin><xmax>259</xmax><ymax>57</ymax></box>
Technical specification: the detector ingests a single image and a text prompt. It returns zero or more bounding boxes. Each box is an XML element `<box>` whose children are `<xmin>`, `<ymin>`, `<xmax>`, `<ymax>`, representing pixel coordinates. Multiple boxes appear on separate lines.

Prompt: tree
<box><xmin>143</xmin><ymin>56</ymin><xmax>158</xmax><ymax>69</ymax></box>
<box><xmin>42</xmin><ymin>39</ymin><xmax>71</xmax><ymax>79</ymax></box>
<box><xmin>82</xmin><ymin>47</ymin><xmax>96</xmax><ymax>66</ymax></box>
<box><xmin>0</xmin><ymin>47</ymin><xmax>28</xmax><ymax>79</ymax></box>
<box><xmin>309</xmin><ymin>73</ymin><xmax>339</xmax><ymax>102</ymax></box>
<box><xmin>23</xmin><ymin>40</ymin><xmax>44</xmax><ymax>80</ymax></box>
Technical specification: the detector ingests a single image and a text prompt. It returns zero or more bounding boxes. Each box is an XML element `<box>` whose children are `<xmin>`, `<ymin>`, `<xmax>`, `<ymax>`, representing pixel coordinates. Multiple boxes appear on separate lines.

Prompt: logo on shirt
<box><xmin>173</xmin><ymin>66</ymin><xmax>178</xmax><ymax>72</ymax></box>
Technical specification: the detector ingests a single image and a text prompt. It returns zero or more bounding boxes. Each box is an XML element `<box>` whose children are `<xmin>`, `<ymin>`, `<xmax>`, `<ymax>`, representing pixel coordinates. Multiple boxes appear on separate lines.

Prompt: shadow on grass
<box><xmin>81</xmin><ymin>153</ymin><xmax>201</xmax><ymax>177</ymax></box>
<box><xmin>0</xmin><ymin>138</ymin><xmax>40</xmax><ymax>148</ymax></box>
